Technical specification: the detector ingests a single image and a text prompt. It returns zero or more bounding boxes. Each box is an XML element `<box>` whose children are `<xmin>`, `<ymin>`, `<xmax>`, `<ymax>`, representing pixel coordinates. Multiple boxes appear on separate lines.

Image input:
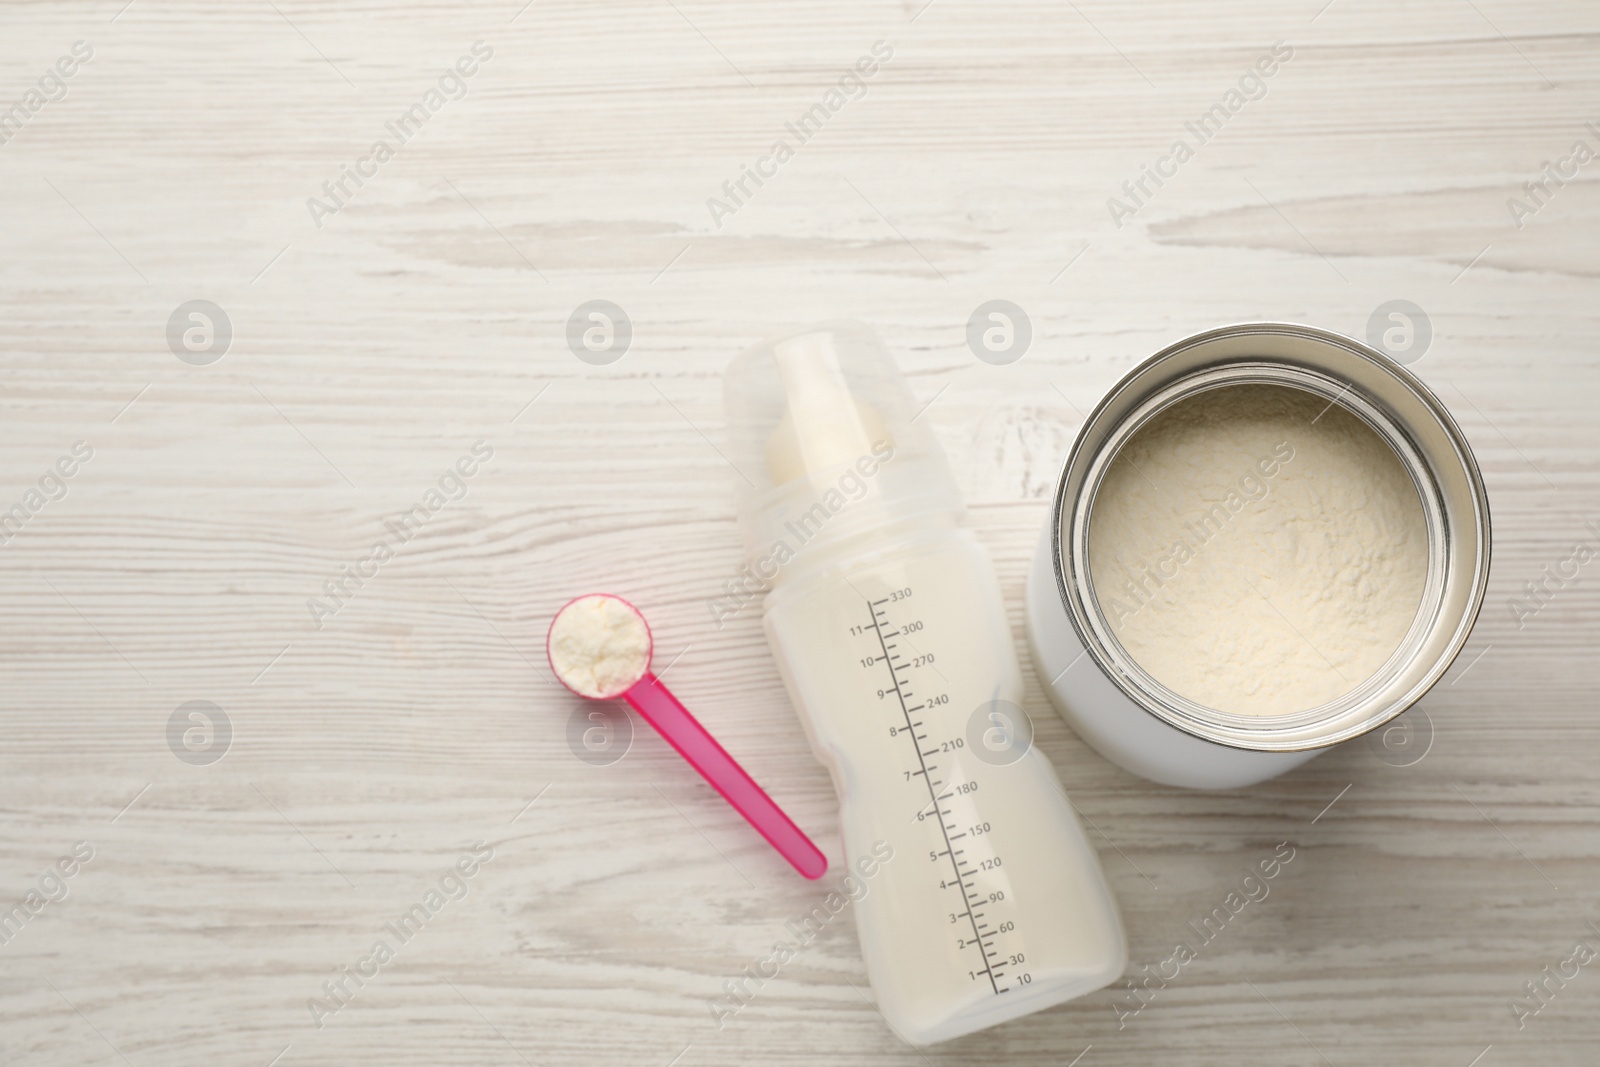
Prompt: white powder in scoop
<box><xmin>548</xmin><ymin>595</ymin><xmax>651</xmax><ymax>698</ymax></box>
<box><xmin>1087</xmin><ymin>384</ymin><xmax>1429</xmax><ymax>716</ymax></box>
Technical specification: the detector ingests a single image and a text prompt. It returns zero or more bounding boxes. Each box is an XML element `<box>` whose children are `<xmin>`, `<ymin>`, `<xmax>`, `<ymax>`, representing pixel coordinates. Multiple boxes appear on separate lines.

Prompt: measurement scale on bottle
<box><xmin>859</xmin><ymin>588</ymin><xmax>1032</xmax><ymax>997</ymax></box>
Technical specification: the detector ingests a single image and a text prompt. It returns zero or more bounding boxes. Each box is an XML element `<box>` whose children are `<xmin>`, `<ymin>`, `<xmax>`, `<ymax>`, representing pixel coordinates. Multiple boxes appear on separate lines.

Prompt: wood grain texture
<box><xmin>1</xmin><ymin>0</ymin><xmax>1598</xmax><ymax>1064</ymax></box>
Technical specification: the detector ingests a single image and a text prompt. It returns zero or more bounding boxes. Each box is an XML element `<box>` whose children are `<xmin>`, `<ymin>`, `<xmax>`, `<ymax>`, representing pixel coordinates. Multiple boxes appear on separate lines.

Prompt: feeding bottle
<box><xmin>723</xmin><ymin>322</ymin><xmax>1127</xmax><ymax>1045</ymax></box>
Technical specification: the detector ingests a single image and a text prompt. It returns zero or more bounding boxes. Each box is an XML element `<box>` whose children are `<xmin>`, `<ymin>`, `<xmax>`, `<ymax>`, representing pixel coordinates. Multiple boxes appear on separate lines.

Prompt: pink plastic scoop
<box><xmin>546</xmin><ymin>593</ymin><xmax>827</xmax><ymax>880</ymax></box>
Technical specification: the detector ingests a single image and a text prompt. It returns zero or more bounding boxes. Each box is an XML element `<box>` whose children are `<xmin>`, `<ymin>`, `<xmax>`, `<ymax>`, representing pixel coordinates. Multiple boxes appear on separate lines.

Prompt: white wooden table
<box><xmin>2</xmin><ymin>1</ymin><xmax>1597</xmax><ymax>1064</ymax></box>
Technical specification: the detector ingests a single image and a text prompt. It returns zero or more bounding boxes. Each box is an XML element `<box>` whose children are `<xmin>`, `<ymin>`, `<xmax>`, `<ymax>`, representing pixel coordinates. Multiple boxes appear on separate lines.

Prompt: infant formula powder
<box><xmin>1086</xmin><ymin>383</ymin><xmax>1429</xmax><ymax>716</ymax></box>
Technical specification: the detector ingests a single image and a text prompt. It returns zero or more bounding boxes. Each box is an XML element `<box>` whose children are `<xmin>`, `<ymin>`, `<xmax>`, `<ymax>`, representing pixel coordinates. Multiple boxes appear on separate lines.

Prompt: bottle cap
<box><xmin>723</xmin><ymin>321</ymin><xmax>962</xmax><ymax>583</ymax></box>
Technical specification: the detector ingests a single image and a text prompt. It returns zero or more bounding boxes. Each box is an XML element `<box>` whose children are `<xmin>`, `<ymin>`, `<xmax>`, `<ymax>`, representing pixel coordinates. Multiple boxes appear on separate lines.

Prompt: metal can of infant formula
<box><xmin>1025</xmin><ymin>323</ymin><xmax>1492</xmax><ymax>789</ymax></box>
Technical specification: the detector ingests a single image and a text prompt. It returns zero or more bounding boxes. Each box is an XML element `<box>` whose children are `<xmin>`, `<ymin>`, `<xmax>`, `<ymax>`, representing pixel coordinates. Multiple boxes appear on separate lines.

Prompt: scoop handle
<box><xmin>624</xmin><ymin>672</ymin><xmax>828</xmax><ymax>880</ymax></box>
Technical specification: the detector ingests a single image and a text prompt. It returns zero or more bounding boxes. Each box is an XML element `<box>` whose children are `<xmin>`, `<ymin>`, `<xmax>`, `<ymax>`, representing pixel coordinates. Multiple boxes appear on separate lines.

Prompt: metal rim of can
<box><xmin>1048</xmin><ymin>322</ymin><xmax>1492</xmax><ymax>753</ymax></box>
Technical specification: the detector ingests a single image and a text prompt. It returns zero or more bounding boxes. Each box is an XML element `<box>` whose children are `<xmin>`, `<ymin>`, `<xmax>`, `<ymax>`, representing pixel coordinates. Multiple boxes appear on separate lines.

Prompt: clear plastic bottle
<box><xmin>724</xmin><ymin>323</ymin><xmax>1127</xmax><ymax>1046</ymax></box>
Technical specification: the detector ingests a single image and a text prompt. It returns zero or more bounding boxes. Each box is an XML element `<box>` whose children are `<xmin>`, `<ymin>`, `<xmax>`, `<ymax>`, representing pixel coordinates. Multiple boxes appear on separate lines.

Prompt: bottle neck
<box><xmin>759</xmin><ymin>509</ymin><xmax>964</xmax><ymax>590</ymax></box>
